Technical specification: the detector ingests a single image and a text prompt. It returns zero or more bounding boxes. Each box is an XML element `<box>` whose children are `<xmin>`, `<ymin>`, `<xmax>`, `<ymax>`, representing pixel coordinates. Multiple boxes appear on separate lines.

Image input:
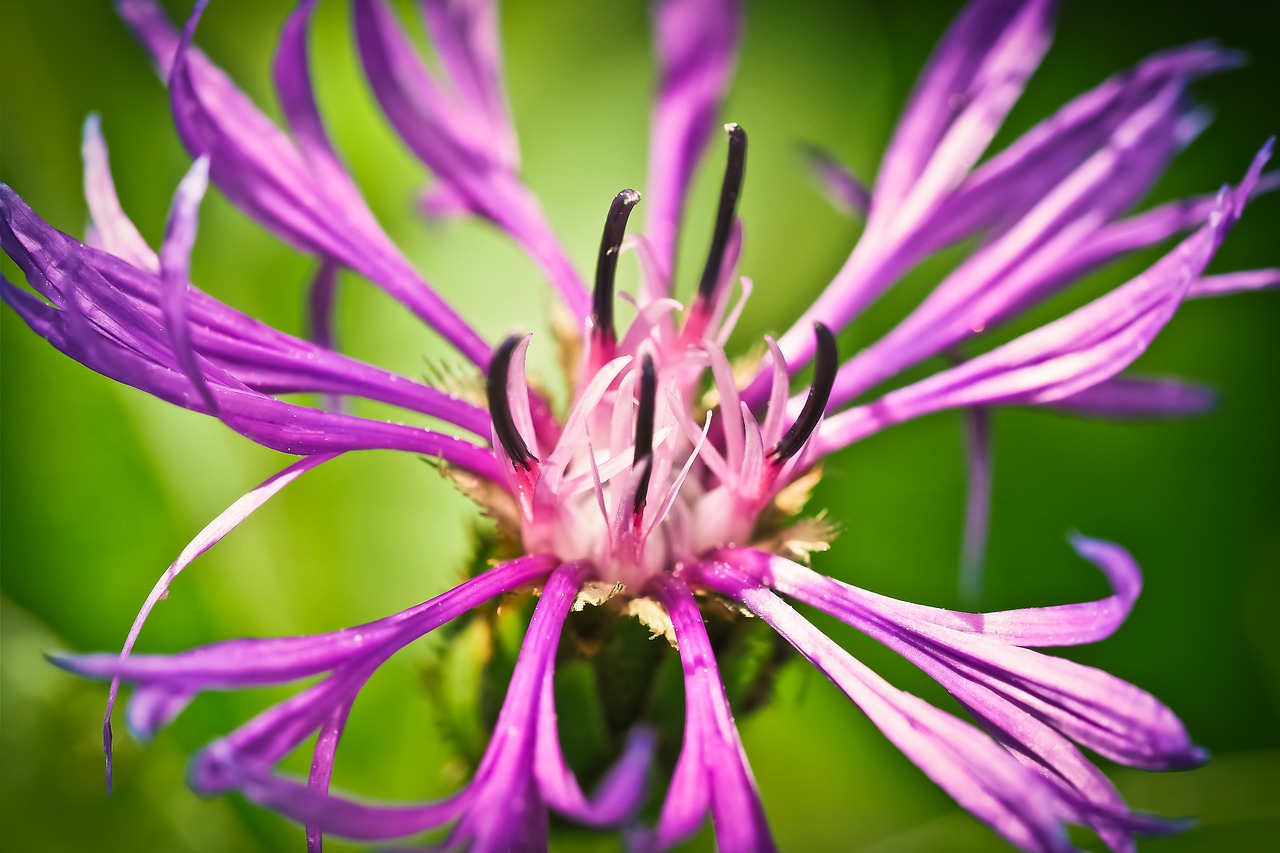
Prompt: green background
<box><xmin>2</xmin><ymin>1</ymin><xmax>1277</xmax><ymax>850</ymax></box>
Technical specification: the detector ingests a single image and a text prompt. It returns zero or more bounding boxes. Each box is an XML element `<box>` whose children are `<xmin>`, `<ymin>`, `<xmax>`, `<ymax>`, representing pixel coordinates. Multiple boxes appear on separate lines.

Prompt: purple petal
<box><xmin>81</xmin><ymin>114</ymin><xmax>157</xmax><ymax>270</ymax></box>
<box><xmin>306</xmin><ymin>702</ymin><xmax>354</xmax><ymax>853</ymax></box>
<box><xmin>927</xmin><ymin>42</ymin><xmax>1241</xmax><ymax>250</ymax></box>
<box><xmin>118</xmin><ymin>0</ymin><xmax>491</xmax><ymax>364</ymax></box>
<box><xmin>1190</xmin><ymin>267</ymin><xmax>1280</xmax><ymax>298</ymax></box>
<box><xmin>803</xmin><ymin>144</ymin><xmax>871</xmax><ymax>216</ymax></box>
<box><xmin>743</xmin><ymin>39</ymin><xmax>1239</xmax><ymax>412</ymax></box>
<box><xmin>305</xmin><ymin>260</ymin><xmax>344</xmax><ymax>412</ymax></box>
<box><xmin>535</xmin><ymin>658</ymin><xmax>655</xmax><ymax>827</ymax></box>
<box><xmin>815</xmin><ymin>144</ymin><xmax>1267</xmax><ymax>455</ymax></box>
<box><xmin>715</xmin><ymin>547</ymin><xmax>1202</xmax><ymax>770</ymax></box>
<box><xmin>3</xmin><ymin>187</ymin><xmax>500</xmax><ymax>471</ymax></box>
<box><xmin>421</xmin><ymin>0</ymin><xmax>520</xmax><ymax>168</ymax></box>
<box><xmin>646</xmin><ymin>575</ymin><xmax>776</xmax><ymax>853</ymax></box>
<box><xmin>1047</xmin><ymin>374</ymin><xmax>1217</xmax><ymax>420</ymax></box>
<box><xmin>959</xmin><ymin>406</ymin><xmax>993</xmax><ymax>601</ymax></box>
<box><xmin>9</xmin><ymin>178</ymin><xmax>480</xmax><ymax>426</ymax></box>
<box><xmin>70</xmin><ymin>452</ymin><xmax>332</xmax><ymax>791</ymax></box>
<box><xmin>715</xmin><ymin>535</ymin><xmax>1142</xmax><ymax>649</ymax></box>
<box><xmin>273</xmin><ymin>0</ymin><xmax>387</xmax><ymax>243</ymax></box>
<box><xmin>445</xmin><ymin>562</ymin><xmax>586</xmax><ymax>851</ymax></box>
<box><xmin>691</xmin><ymin>562</ymin><xmax>1072</xmax><ymax>853</ymax></box>
<box><xmin>158</xmin><ymin>155</ymin><xmax>216</xmax><ymax>411</ymax></box>
<box><xmin>180</xmin><ymin>561</ymin><xmax>579</xmax><ymax>849</ymax></box>
<box><xmin>58</xmin><ymin>553</ymin><xmax>556</xmax><ymax>691</ymax></box>
<box><xmin>873</xmin><ymin>0</ymin><xmax>1055</xmax><ymax>223</ymax></box>
<box><xmin>353</xmin><ymin>0</ymin><xmax>588</xmax><ymax>320</ymax></box>
<box><xmin>644</xmin><ymin>0</ymin><xmax>742</xmax><ymax>285</ymax></box>
<box><xmin>824</xmin><ymin>77</ymin><xmax>1205</xmax><ymax>408</ymax></box>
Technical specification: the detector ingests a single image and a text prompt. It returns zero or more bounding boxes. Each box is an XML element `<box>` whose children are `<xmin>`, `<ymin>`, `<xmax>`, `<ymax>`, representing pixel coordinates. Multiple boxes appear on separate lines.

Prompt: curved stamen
<box><xmin>632</xmin><ymin>355</ymin><xmax>658</xmax><ymax>514</ymax></box>
<box><xmin>697</xmin><ymin>123</ymin><xmax>747</xmax><ymax>300</ymax></box>
<box><xmin>486</xmin><ymin>335</ymin><xmax>537</xmax><ymax>470</ymax></box>
<box><xmin>591</xmin><ymin>189</ymin><xmax>642</xmax><ymax>342</ymax></box>
<box><xmin>772</xmin><ymin>323</ymin><xmax>837</xmax><ymax>461</ymax></box>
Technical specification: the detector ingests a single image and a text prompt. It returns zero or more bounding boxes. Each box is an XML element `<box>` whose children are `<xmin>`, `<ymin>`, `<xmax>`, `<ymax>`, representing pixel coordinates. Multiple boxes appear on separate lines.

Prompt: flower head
<box><xmin>3</xmin><ymin>0</ymin><xmax>1276</xmax><ymax>851</ymax></box>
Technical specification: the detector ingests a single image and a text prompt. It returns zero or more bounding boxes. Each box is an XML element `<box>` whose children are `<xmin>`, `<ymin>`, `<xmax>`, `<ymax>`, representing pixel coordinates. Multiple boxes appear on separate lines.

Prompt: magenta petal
<box><xmin>443</xmin><ymin>562</ymin><xmax>585</xmax><ymax>851</ymax></box>
<box><xmin>646</xmin><ymin>575</ymin><xmax>776</xmax><ymax>853</ymax></box>
<box><xmin>118</xmin><ymin>0</ymin><xmax>491</xmax><ymax>365</ymax></box>
<box><xmin>353</xmin><ymin>0</ymin><xmax>588</xmax><ymax>321</ymax></box>
<box><xmin>158</xmin><ymin>156</ymin><xmax>217</xmax><ymax>411</ymax></box>
<box><xmin>644</xmin><ymin>0</ymin><xmax>742</xmax><ymax>284</ymax></box>
<box><xmin>691</xmin><ymin>562</ymin><xmax>1072</xmax><ymax>853</ymax></box>
<box><xmin>59</xmin><ymin>554</ymin><xmax>556</xmax><ymax>692</ymax></box>
<box><xmin>421</xmin><ymin>0</ymin><xmax>520</xmax><ymax>168</ymax></box>
<box><xmin>824</xmin><ymin>78</ymin><xmax>1209</xmax><ymax>408</ymax></box>
<box><xmin>958</xmin><ymin>406</ymin><xmax>993</xmax><ymax>600</ymax></box>
<box><xmin>1190</xmin><ymin>267</ymin><xmax>1280</xmax><ymax>298</ymax></box>
<box><xmin>873</xmin><ymin>0</ymin><xmax>1056</xmax><ymax>222</ymax></box>
<box><xmin>1048</xmin><ymin>374</ymin><xmax>1217</xmax><ymax>420</ymax></box>
<box><xmin>306</xmin><ymin>701</ymin><xmax>354</xmax><ymax>853</ymax></box>
<box><xmin>81</xmin><ymin>114</ymin><xmax>158</xmax><ymax>270</ymax></box>
<box><xmin>803</xmin><ymin>144</ymin><xmax>871</xmax><ymax>217</ymax></box>
<box><xmin>535</xmin><ymin>659</ymin><xmax>655</xmax><ymax>827</ymax></box>
<box><xmin>716</xmin><ymin>547</ymin><xmax>1202</xmax><ymax>770</ymax></box>
<box><xmin>815</xmin><ymin>144</ymin><xmax>1267</xmax><ymax>455</ymax></box>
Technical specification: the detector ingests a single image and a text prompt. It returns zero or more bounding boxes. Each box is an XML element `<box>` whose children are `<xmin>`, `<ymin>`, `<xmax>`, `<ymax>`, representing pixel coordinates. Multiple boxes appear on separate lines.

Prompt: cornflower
<box><xmin>2</xmin><ymin>0</ymin><xmax>1275</xmax><ymax>851</ymax></box>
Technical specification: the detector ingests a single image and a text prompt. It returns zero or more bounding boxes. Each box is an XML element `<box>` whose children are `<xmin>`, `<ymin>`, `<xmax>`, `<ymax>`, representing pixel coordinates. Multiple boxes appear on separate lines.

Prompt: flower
<box><xmin>2</xmin><ymin>0</ymin><xmax>1276</xmax><ymax>851</ymax></box>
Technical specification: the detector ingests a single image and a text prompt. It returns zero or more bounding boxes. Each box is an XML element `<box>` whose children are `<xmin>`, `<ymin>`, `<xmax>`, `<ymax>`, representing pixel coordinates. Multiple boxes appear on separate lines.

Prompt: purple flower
<box><xmin>3</xmin><ymin>0</ymin><xmax>1276</xmax><ymax>850</ymax></box>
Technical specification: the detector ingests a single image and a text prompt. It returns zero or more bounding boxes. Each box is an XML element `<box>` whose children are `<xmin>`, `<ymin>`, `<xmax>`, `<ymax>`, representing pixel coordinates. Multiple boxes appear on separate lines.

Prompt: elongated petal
<box><xmin>716</xmin><ymin>535</ymin><xmax>1140</xmax><ymax>648</ymax></box>
<box><xmin>81</xmin><ymin>114</ymin><xmax>158</xmax><ymax>270</ymax></box>
<box><xmin>645</xmin><ymin>575</ymin><xmax>775</xmax><ymax>853</ymax></box>
<box><xmin>421</xmin><ymin>0</ymin><xmax>519</xmax><ymax>167</ymax></box>
<box><xmin>306</xmin><ymin>702</ymin><xmax>354</xmax><ymax>853</ymax></box>
<box><xmin>816</xmin><ymin>146</ymin><xmax>1266</xmax><ymax>455</ymax></box>
<box><xmin>1190</xmin><ymin>267</ymin><xmax>1280</xmax><ymax>298</ymax></box>
<box><xmin>927</xmin><ymin>42</ymin><xmax>1241</xmax><ymax>250</ymax></box>
<box><xmin>745</xmin><ymin>39</ymin><xmax>1241</xmax><ymax>412</ymax></box>
<box><xmin>873</xmin><ymin>0</ymin><xmax>1055</xmax><ymax>225</ymax></box>
<box><xmin>2</xmin><ymin>187</ymin><xmax>499</xmax><ymax>471</ymax></box>
<box><xmin>118</xmin><ymin>0</ymin><xmax>491</xmax><ymax>364</ymax></box>
<box><xmin>446</xmin><ymin>562</ymin><xmax>585</xmax><ymax>851</ymax></box>
<box><xmin>1047</xmin><ymin>374</ymin><xmax>1216</xmax><ymax>420</ymax></box>
<box><xmin>645</xmin><ymin>0</ymin><xmax>741</xmax><ymax>284</ymax></box>
<box><xmin>716</xmin><ymin>547</ymin><xmax>1201</xmax><ymax>770</ymax></box>
<box><xmin>691</xmin><ymin>562</ymin><xmax>1072</xmax><ymax>852</ymax></box>
<box><xmin>159</xmin><ymin>156</ymin><xmax>216</xmax><ymax>410</ymax></box>
<box><xmin>803</xmin><ymin>144</ymin><xmax>871</xmax><ymax>216</ymax></box>
<box><xmin>535</xmin><ymin>663</ymin><xmax>655</xmax><ymax>827</ymax></box>
<box><xmin>959</xmin><ymin>406</ymin><xmax>993</xmax><ymax>600</ymax></box>
<box><xmin>353</xmin><ymin>0</ymin><xmax>588</xmax><ymax>320</ymax></box>
<box><xmin>824</xmin><ymin>79</ymin><xmax>1203</xmax><ymax>407</ymax></box>
<box><xmin>273</xmin><ymin>0</ymin><xmax>386</xmax><ymax>242</ymax></box>
<box><xmin>59</xmin><ymin>553</ymin><xmax>556</xmax><ymax>691</ymax></box>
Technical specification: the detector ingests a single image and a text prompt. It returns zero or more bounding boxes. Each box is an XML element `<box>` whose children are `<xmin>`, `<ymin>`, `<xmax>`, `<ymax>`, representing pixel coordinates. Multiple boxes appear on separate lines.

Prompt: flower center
<box><xmin>483</xmin><ymin>126</ymin><xmax>837</xmax><ymax>591</ymax></box>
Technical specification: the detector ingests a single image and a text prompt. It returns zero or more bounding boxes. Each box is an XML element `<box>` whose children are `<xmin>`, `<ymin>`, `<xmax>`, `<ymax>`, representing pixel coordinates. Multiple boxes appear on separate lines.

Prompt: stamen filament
<box><xmin>487</xmin><ymin>335</ymin><xmax>538</xmax><ymax>470</ymax></box>
<box><xmin>632</xmin><ymin>355</ymin><xmax>658</xmax><ymax>515</ymax></box>
<box><xmin>591</xmin><ymin>189</ymin><xmax>642</xmax><ymax>346</ymax></box>
<box><xmin>772</xmin><ymin>323</ymin><xmax>836</xmax><ymax>461</ymax></box>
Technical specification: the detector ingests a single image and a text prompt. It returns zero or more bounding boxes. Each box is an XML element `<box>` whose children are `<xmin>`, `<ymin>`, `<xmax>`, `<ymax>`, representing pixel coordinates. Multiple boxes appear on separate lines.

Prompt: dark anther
<box><xmin>772</xmin><ymin>323</ymin><xmax>837</xmax><ymax>461</ymax></box>
<box><xmin>697</xmin><ymin>123</ymin><xmax>747</xmax><ymax>300</ymax></box>
<box><xmin>592</xmin><ymin>189</ymin><xmax>642</xmax><ymax>340</ymax></box>
<box><xmin>632</xmin><ymin>355</ymin><xmax>658</xmax><ymax>514</ymax></box>
<box><xmin>486</xmin><ymin>335</ymin><xmax>537</xmax><ymax>470</ymax></box>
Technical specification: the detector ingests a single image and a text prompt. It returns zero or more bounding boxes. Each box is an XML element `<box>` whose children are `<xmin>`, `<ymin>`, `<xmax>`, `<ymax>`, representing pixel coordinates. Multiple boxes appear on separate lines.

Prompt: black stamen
<box><xmin>486</xmin><ymin>335</ymin><xmax>537</xmax><ymax>470</ymax></box>
<box><xmin>697</xmin><ymin>123</ymin><xmax>747</xmax><ymax>300</ymax></box>
<box><xmin>592</xmin><ymin>189</ymin><xmax>642</xmax><ymax>339</ymax></box>
<box><xmin>772</xmin><ymin>323</ymin><xmax>837</xmax><ymax>461</ymax></box>
<box><xmin>632</xmin><ymin>355</ymin><xmax>657</xmax><ymax>514</ymax></box>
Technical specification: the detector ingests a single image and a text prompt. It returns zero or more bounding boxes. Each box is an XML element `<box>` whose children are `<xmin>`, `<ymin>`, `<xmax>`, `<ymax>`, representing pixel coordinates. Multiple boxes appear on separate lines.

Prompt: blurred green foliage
<box><xmin>2</xmin><ymin>1</ymin><xmax>1277</xmax><ymax>851</ymax></box>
